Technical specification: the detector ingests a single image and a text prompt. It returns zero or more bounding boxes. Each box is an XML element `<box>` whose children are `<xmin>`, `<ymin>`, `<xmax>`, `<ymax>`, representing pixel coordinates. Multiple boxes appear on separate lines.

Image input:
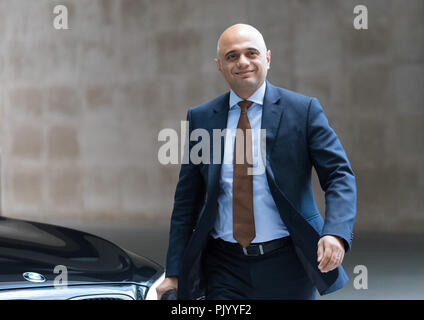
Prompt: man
<box><xmin>157</xmin><ymin>24</ymin><xmax>356</xmax><ymax>300</ymax></box>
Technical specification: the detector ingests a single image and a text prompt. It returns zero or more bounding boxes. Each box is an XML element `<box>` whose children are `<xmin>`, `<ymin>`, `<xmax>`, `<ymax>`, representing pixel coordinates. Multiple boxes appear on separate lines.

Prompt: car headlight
<box><xmin>145</xmin><ymin>272</ymin><xmax>165</xmax><ymax>300</ymax></box>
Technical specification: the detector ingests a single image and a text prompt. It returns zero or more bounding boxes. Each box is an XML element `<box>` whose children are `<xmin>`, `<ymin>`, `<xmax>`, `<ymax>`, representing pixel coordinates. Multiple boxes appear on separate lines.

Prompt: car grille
<box><xmin>70</xmin><ymin>294</ymin><xmax>134</xmax><ymax>300</ymax></box>
<box><xmin>79</xmin><ymin>297</ymin><xmax>126</xmax><ymax>300</ymax></box>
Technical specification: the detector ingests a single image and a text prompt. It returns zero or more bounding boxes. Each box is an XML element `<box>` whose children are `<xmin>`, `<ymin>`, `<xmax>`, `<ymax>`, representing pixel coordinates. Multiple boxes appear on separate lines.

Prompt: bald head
<box><xmin>217</xmin><ymin>24</ymin><xmax>267</xmax><ymax>57</ymax></box>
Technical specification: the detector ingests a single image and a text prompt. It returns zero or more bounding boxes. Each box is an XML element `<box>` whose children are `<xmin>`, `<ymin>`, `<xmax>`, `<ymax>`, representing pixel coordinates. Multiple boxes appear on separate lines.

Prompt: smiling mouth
<box><xmin>235</xmin><ymin>70</ymin><xmax>255</xmax><ymax>76</ymax></box>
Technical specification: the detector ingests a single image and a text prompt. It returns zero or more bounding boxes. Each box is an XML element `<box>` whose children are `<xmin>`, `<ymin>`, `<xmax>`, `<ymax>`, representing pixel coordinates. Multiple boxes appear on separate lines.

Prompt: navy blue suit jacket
<box><xmin>165</xmin><ymin>81</ymin><xmax>357</xmax><ymax>299</ymax></box>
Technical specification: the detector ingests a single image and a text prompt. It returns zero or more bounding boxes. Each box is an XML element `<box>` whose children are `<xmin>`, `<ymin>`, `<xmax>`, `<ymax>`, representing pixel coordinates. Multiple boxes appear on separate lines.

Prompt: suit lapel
<box><xmin>206</xmin><ymin>92</ymin><xmax>230</xmax><ymax>202</ymax></box>
<box><xmin>261</xmin><ymin>81</ymin><xmax>285</xmax><ymax>159</ymax></box>
<box><xmin>210</xmin><ymin>92</ymin><xmax>230</xmax><ymax>163</ymax></box>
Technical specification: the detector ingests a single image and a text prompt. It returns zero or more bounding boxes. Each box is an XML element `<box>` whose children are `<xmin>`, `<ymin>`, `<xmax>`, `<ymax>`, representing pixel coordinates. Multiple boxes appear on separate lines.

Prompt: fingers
<box><xmin>156</xmin><ymin>277</ymin><xmax>178</xmax><ymax>300</ymax></box>
<box><xmin>318</xmin><ymin>246</ymin><xmax>333</xmax><ymax>272</ymax></box>
<box><xmin>157</xmin><ymin>285</ymin><xmax>174</xmax><ymax>300</ymax></box>
<box><xmin>335</xmin><ymin>251</ymin><xmax>344</xmax><ymax>269</ymax></box>
<box><xmin>317</xmin><ymin>237</ymin><xmax>345</xmax><ymax>273</ymax></box>
<box><xmin>157</xmin><ymin>285</ymin><xmax>172</xmax><ymax>300</ymax></box>
<box><xmin>156</xmin><ymin>287</ymin><xmax>164</xmax><ymax>300</ymax></box>
<box><xmin>317</xmin><ymin>240</ymin><xmax>324</xmax><ymax>263</ymax></box>
<box><xmin>156</xmin><ymin>283</ymin><xmax>163</xmax><ymax>300</ymax></box>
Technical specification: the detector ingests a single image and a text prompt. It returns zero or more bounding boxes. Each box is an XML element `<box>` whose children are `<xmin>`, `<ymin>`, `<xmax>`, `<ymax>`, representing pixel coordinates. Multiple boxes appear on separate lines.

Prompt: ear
<box><xmin>266</xmin><ymin>50</ymin><xmax>271</xmax><ymax>69</ymax></box>
<box><xmin>214</xmin><ymin>58</ymin><xmax>222</xmax><ymax>72</ymax></box>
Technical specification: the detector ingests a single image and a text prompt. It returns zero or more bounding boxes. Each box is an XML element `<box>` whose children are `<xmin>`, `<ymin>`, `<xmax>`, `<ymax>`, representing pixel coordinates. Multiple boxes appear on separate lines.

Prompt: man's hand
<box><xmin>156</xmin><ymin>276</ymin><xmax>178</xmax><ymax>300</ymax></box>
<box><xmin>317</xmin><ymin>235</ymin><xmax>345</xmax><ymax>273</ymax></box>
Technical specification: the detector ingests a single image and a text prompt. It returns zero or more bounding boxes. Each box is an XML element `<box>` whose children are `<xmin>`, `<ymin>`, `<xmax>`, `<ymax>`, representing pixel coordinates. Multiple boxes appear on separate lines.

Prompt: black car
<box><xmin>0</xmin><ymin>216</ymin><xmax>164</xmax><ymax>300</ymax></box>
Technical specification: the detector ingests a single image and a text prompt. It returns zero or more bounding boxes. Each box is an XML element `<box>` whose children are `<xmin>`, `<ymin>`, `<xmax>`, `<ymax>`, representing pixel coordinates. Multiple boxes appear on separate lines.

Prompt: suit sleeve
<box><xmin>165</xmin><ymin>109</ymin><xmax>206</xmax><ymax>277</ymax></box>
<box><xmin>307</xmin><ymin>98</ymin><xmax>357</xmax><ymax>251</ymax></box>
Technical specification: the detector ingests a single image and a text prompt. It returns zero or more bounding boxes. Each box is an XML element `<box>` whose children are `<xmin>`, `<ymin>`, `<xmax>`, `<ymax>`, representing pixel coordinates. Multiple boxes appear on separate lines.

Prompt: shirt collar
<box><xmin>229</xmin><ymin>80</ymin><xmax>267</xmax><ymax>110</ymax></box>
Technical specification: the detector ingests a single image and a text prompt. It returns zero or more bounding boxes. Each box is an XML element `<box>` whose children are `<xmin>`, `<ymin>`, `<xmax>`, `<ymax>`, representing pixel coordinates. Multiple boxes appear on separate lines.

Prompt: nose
<box><xmin>237</xmin><ymin>54</ymin><xmax>249</xmax><ymax>68</ymax></box>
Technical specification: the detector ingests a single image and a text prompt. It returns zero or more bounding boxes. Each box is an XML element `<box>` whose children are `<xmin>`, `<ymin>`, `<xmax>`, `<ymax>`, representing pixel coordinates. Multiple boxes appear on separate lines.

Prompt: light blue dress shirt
<box><xmin>211</xmin><ymin>81</ymin><xmax>290</xmax><ymax>243</ymax></box>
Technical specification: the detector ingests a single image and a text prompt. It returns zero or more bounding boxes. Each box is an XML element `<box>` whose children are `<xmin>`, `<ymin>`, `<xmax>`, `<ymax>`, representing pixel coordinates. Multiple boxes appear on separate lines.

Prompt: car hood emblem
<box><xmin>23</xmin><ymin>272</ymin><xmax>46</xmax><ymax>283</ymax></box>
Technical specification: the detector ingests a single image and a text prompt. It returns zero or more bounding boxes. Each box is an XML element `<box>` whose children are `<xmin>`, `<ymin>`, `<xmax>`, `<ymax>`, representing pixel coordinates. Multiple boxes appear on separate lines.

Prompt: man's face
<box><xmin>215</xmin><ymin>28</ymin><xmax>271</xmax><ymax>95</ymax></box>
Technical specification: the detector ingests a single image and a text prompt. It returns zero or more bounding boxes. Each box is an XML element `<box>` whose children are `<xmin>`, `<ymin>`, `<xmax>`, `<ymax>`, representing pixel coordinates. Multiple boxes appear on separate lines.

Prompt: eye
<box><xmin>248</xmin><ymin>51</ymin><xmax>258</xmax><ymax>57</ymax></box>
<box><xmin>227</xmin><ymin>54</ymin><xmax>237</xmax><ymax>61</ymax></box>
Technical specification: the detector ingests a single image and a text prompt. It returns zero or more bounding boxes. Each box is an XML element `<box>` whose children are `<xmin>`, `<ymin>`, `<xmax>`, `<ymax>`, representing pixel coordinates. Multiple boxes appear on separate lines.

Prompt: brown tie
<box><xmin>233</xmin><ymin>100</ymin><xmax>255</xmax><ymax>248</ymax></box>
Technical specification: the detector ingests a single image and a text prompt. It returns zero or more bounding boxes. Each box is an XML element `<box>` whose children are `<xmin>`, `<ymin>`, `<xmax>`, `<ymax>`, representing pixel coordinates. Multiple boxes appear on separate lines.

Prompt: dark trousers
<box><xmin>203</xmin><ymin>237</ymin><xmax>316</xmax><ymax>300</ymax></box>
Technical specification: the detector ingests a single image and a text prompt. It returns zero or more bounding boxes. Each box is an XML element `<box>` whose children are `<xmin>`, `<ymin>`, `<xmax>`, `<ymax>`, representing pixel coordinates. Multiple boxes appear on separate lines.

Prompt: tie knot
<box><xmin>238</xmin><ymin>100</ymin><xmax>253</xmax><ymax>113</ymax></box>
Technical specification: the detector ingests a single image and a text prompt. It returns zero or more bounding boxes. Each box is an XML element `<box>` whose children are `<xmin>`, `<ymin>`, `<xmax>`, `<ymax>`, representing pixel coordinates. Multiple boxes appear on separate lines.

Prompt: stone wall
<box><xmin>0</xmin><ymin>0</ymin><xmax>422</xmax><ymax>232</ymax></box>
